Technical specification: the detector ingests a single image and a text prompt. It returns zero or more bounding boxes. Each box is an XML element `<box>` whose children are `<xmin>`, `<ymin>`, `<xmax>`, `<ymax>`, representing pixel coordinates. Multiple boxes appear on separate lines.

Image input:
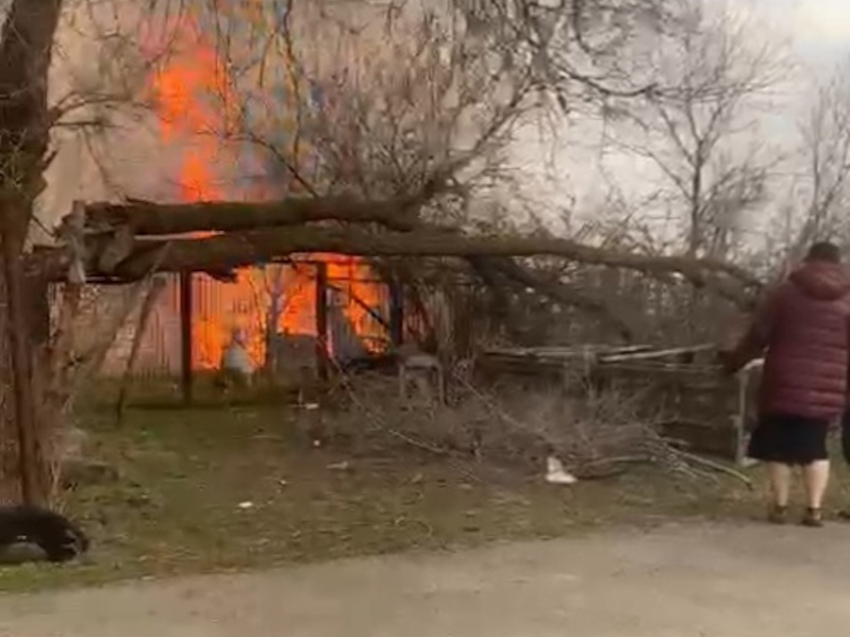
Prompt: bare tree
<box><xmin>605</xmin><ymin>0</ymin><xmax>788</xmax><ymax>260</ymax></box>
<box><xmin>0</xmin><ymin>0</ymin><xmax>188</xmax><ymax>503</ymax></box>
<box><xmin>782</xmin><ymin>57</ymin><xmax>850</xmax><ymax>262</ymax></box>
<box><xmin>194</xmin><ymin>0</ymin><xmax>530</xmax><ymax>210</ymax></box>
<box><xmin>739</xmin><ymin>56</ymin><xmax>850</xmax><ymax>281</ymax></box>
<box><xmin>454</xmin><ymin>0</ymin><xmax>669</xmax><ymax>109</ymax></box>
<box><xmin>209</xmin><ymin>0</ymin><xmax>686</xmax><ymax>344</ymax></box>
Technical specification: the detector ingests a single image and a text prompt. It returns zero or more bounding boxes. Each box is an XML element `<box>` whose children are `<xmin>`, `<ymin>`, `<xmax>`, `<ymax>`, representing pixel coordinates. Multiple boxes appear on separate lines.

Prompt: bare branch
<box><xmin>607</xmin><ymin>0</ymin><xmax>787</xmax><ymax>258</ymax></box>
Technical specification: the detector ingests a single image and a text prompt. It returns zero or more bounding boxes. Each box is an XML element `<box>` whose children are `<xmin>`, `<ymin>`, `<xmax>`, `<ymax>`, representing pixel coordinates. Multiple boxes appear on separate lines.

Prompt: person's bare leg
<box><xmin>768</xmin><ymin>462</ymin><xmax>791</xmax><ymax>505</ymax></box>
<box><xmin>766</xmin><ymin>462</ymin><xmax>791</xmax><ymax>523</ymax></box>
<box><xmin>802</xmin><ymin>460</ymin><xmax>830</xmax><ymax>526</ymax></box>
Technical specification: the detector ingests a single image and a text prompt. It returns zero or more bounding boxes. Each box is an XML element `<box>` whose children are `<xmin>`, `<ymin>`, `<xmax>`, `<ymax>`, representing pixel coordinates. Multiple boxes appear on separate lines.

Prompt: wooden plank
<box><xmin>481</xmin><ymin>344</ymin><xmax>652</xmax><ymax>359</ymax></box>
<box><xmin>315</xmin><ymin>262</ymin><xmax>330</xmax><ymax>381</ymax></box>
<box><xmin>598</xmin><ymin>343</ymin><xmax>715</xmax><ymax>363</ymax></box>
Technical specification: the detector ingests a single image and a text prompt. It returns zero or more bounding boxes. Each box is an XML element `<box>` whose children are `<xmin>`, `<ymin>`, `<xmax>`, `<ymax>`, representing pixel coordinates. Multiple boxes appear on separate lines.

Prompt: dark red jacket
<box><xmin>727</xmin><ymin>261</ymin><xmax>850</xmax><ymax>420</ymax></box>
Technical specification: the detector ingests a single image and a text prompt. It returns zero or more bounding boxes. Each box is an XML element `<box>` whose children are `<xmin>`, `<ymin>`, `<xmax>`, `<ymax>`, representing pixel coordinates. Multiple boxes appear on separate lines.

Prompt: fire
<box><xmin>151</xmin><ymin>28</ymin><xmax>230</xmax><ymax>202</ymax></box>
<box><xmin>150</xmin><ymin>19</ymin><xmax>387</xmax><ymax>371</ymax></box>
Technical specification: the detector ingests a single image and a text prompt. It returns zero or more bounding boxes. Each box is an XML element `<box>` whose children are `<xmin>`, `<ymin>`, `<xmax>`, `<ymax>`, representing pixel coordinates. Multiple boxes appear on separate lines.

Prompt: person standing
<box><xmin>720</xmin><ymin>241</ymin><xmax>850</xmax><ymax>527</ymax></box>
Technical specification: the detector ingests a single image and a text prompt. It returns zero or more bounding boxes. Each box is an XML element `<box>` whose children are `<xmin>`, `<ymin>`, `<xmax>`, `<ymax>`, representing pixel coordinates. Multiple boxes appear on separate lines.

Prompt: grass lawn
<box><xmin>1</xmin><ymin>394</ymin><xmax>848</xmax><ymax>593</ymax></box>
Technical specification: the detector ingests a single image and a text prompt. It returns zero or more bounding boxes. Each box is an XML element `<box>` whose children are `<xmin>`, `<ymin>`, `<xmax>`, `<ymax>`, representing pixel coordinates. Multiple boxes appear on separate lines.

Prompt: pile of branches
<box><xmin>324</xmin><ymin>364</ymin><xmax>750</xmax><ymax>486</ymax></box>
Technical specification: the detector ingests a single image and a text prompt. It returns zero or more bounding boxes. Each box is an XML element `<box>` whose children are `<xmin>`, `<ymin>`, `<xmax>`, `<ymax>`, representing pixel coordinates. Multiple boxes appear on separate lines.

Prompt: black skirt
<box><xmin>747</xmin><ymin>413</ymin><xmax>829</xmax><ymax>465</ymax></box>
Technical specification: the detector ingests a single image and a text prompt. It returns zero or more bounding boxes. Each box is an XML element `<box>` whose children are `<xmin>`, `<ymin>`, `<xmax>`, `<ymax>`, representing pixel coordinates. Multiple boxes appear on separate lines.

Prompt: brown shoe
<box><xmin>801</xmin><ymin>507</ymin><xmax>824</xmax><ymax>528</ymax></box>
<box><xmin>768</xmin><ymin>505</ymin><xmax>788</xmax><ymax>525</ymax></box>
<box><xmin>837</xmin><ymin>510</ymin><xmax>850</xmax><ymax>521</ymax></box>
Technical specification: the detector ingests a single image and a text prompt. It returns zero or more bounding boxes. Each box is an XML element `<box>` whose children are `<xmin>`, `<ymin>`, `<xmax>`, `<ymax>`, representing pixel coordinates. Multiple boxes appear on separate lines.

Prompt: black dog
<box><xmin>0</xmin><ymin>505</ymin><xmax>89</xmax><ymax>563</ymax></box>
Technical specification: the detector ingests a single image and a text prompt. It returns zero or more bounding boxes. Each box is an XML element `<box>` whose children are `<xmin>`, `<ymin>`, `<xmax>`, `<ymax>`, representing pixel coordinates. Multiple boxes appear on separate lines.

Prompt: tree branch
<box><xmin>79</xmin><ymin>194</ymin><xmax>429</xmax><ymax>236</ymax></box>
<box><xmin>59</xmin><ymin>226</ymin><xmax>759</xmax><ymax>308</ymax></box>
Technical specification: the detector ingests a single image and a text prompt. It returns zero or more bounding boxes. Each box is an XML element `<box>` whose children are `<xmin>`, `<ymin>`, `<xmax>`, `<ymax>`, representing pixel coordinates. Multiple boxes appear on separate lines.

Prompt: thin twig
<box><xmin>673</xmin><ymin>449</ymin><xmax>754</xmax><ymax>489</ymax></box>
<box><xmin>335</xmin><ymin>366</ymin><xmax>448</xmax><ymax>456</ymax></box>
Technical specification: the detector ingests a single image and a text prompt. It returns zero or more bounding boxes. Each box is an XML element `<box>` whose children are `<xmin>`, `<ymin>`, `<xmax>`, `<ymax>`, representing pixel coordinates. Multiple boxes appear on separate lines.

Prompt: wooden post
<box><xmin>179</xmin><ymin>271</ymin><xmax>193</xmax><ymax>405</ymax></box>
<box><xmin>314</xmin><ymin>262</ymin><xmax>329</xmax><ymax>381</ymax></box>
<box><xmin>389</xmin><ymin>276</ymin><xmax>404</xmax><ymax>348</ymax></box>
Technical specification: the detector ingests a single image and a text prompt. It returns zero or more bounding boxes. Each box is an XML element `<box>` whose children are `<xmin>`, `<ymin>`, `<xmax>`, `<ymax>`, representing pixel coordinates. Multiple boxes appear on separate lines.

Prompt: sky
<box><xmin>504</xmin><ymin>0</ymin><xmax>850</xmax><ymax>238</ymax></box>
<box><xmin>767</xmin><ymin>0</ymin><xmax>850</xmax><ymax>67</ymax></box>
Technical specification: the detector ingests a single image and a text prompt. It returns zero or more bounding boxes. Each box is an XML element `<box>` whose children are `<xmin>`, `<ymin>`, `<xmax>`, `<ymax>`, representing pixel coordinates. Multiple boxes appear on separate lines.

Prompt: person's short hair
<box><xmin>805</xmin><ymin>241</ymin><xmax>842</xmax><ymax>263</ymax></box>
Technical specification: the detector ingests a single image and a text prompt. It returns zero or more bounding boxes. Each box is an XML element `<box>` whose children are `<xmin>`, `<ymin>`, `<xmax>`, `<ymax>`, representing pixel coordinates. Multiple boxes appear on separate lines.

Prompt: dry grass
<box><xmin>2</xmin><ymin>376</ymin><xmax>847</xmax><ymax>594</ymax></box>
<box><xmin>0</xmin><ymin>416</ymin><xmax>746</xmax><ymax>592</ymax></box>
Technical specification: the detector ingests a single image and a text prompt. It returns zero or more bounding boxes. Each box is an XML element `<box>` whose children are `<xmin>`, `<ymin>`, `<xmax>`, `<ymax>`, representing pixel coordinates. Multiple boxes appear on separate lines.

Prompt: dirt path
<box><xmin>2</xmin><ymin>521</ymin><xmax>849</xmax><ymax>637</ymax></box>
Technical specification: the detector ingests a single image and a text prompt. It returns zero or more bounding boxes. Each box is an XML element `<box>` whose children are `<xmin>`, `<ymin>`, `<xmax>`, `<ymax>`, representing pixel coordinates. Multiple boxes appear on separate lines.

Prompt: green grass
<box><xmin>2</xmin><ymin>397</ymin><xmax>848</xmax><ymax>593</ymax></box>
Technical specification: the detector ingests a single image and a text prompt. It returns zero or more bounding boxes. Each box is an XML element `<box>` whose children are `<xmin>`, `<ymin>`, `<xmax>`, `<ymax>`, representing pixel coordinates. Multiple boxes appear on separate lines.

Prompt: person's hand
<box><xmin>715</xmin><ymin>349</ymin><xmax>738</xmax><ymax>376</ymax></box>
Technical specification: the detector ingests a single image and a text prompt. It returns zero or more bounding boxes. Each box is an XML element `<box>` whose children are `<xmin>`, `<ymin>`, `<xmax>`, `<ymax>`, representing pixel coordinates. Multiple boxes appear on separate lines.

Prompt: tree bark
<box><xmin>69</xmin><ymin>196</ymin><xmax>760</xmax><ymax>290</ymax></box>
<box><xmin>95</xmin><ymin>227</ymin><xmax>758</xmax><ymax>307</ymax></box>
<box><xmin>0</xmin><ymin>0</ymin><xmax>67</xmax><ymax>504</ymax></box>
<box><xmin>1</xmin><ymin>229</ymin><xmax>44</xmax><ymax>504</ymax></box>
<box><xmin>45</xmin><ymin>196</ymin><xmax>762</xmax><ymax>329</ymax></box>
<box><xmin>94</xmin><ymin>199</ymin><xmax>643</xmax><ymax>333</ymax></box>
<box><xmin>0</xmin><ymin>259</ymin><xmax>17</xmax><ymax>503</ymax></box>
<box><xmin>82</xmin><ymin>196</ymin><xmax>425</xmax><ymax>236</ymax></box>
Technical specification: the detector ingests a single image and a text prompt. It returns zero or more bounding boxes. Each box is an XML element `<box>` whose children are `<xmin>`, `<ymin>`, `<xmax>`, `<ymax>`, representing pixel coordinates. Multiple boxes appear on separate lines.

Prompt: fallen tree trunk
<box><xmin>82</xmin><ymin>201</ymin><xmax>753</xmax><ymax>275</ymax></box>
<box><xmin>71</xmin><ymin>197</ymin><xmax>760</xmax><ymax>288</ymax></box>
<box><xmin>82</xmin><ymin>196</ymin><xmax>426</xmax><ymax>236</ymax></box>
<box><xmin>107</xmin><ymin>227</ymin><xmax>758</xmax><ymax>306</ymax></box>
<box><xmin>40</xmin><ymin>197</ymin><xmax>763</xmax><ymax>326</ymax></box>
<box><xmin>30</xmin><ymin>224</ymin><xmax>760</xmax><ymax>308</ymax></box>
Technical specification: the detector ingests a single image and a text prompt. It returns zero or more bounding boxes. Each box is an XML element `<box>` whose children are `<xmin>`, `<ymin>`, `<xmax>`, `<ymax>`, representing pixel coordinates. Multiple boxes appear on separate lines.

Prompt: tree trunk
<box><xmin>100</xmin><ymin>226</ymin><xmax>757</xmax><ymax>306</ymax></box>
<box><xmin>0</xmin><ymin>249</ymin><xmax>52</xmax><ymax>504</ymax></box>
<box><xmin>1</xmin><ymin>228</ymin><xmax>44</xmax><ymax>504</ymax></box>
<box><xmin>0</xmin><ymin>259</ymin><xmax>18</xmax><ymax>503</ymax></box>
<box><xmin>0</xmin><ymin>0</ymin><xmax>68</xmax><ymax>503</ymax></box>
<box><xmin>83</xmin><ymin>196</ymin><xmax>424</xmax><ymax>235</ymax></box>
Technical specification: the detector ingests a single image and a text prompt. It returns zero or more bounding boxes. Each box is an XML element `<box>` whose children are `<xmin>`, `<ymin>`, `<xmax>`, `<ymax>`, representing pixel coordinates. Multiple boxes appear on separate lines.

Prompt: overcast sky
<box><xmin>767</xmin><ymin>0</ymin><xmax>850</xmax><ymax>67</ymax></box>
<box><xmin>504</xmin><ymin>0</ymin><xmax>850</xmax><ymax>236</ymax></box>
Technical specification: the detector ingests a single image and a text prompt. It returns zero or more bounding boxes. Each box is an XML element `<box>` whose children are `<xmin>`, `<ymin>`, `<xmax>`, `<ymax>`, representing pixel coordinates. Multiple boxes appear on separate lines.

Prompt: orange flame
<box><xmin>151</xmin><ymin>21</ymin><xmax>386</xmax><ymax>371</ymax></box>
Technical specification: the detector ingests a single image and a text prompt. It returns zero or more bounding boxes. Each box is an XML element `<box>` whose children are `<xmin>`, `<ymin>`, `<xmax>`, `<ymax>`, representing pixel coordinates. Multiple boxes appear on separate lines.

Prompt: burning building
<box><xmin>97</xmin><ymin>10</ymin><xmax>396</xmax><ymax>378</ymax></box>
